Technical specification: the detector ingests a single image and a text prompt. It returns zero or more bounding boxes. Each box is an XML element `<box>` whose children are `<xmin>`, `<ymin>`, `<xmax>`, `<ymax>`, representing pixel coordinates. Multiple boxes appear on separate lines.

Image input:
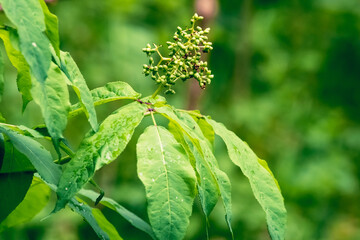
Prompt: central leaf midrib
<box><xmin>154</xmin><ymin>125</ymin><xmax>172</xmax><ymax>237</ymax></box>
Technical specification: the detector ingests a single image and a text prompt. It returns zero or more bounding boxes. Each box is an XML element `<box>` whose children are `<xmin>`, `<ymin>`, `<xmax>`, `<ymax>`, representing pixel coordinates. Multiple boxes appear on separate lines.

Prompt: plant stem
<box><xmin>151</xmin><ymin>84</ymin><xmax>164</xmax><ymax>99</ymax></box>
<box><xmin>150</xmin><ymin>111</ymin><xmax>157</xmax><ymax>126</ymax></box>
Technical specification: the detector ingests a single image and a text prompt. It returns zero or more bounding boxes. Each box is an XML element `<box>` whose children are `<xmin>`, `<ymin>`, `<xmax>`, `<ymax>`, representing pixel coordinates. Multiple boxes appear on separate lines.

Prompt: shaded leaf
<box><xmin>137</xmin><ymin>125</ymin><xmax>196</xmax><ymax>240</ymax></box>
<box><xmin>0</xmin><ymin>139</ymin><xmax>34</xmax><ymax>173</ymax></box>
<box><xmin>70</xmin><ymin>81</ymin><xmax>141</xmax><ymax>118</ymax></box>
<box><xmin>55</xmin><ymin>101</ymin><xmax>148</xmax><ymax>211</ymax></box>
<box><xmin>78</xmin><ymin>189</ymin><xmax>156</xmax><ymax>239</ymax></box>
<box><xmin>0</xmin><ymin>28</ymin><xmax>32</xmax><ymax>109</ymax></box>
<box><xmin>31</xmin><ymin>62</ymin><xmax>70</xmax><ymax>146</ymax></box>
<box><xmin>69</xmin><ymin>198</ymin><xmax>122</xmax><ymax>240</ymax></box>
<box><xmin>39</xmin><ymin>0</ymin><xmax>60</xmax><ymax>57</ymax></box>
<box><xmin>206</xmin><ymin>118</ymin><xmax>287</xmax><ymax>240</ymax></box>
<box><xmin>0</xmin><ymin>172</ymin><xmax>33</xmax><ymax>223</ymax></box>
<box><xmin>0</xmin><ymin>176</ymin><xmax>51</xmax><ymax>232</ymax></box>
<box><xmin>60</xmin><ymin>51</ymin><xmax>98</xmax><ymax>131</ymax></box>
<box><xmin>0</xmin><ymin>124</ymin><xmax>61</xmax><ymax>185</ymax></box>
<box><xmin>0</xmin><ymin>0</ymin><xmax>51</xmax><ymax>83</ymax></box>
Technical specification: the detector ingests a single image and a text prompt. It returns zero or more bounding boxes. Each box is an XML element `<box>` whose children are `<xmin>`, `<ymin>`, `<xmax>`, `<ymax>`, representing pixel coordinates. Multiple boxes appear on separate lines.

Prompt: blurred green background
<box><xmin>1</xmin><ymin>0</ymin><xmax>360</xmax><ymax>239</ymax></box>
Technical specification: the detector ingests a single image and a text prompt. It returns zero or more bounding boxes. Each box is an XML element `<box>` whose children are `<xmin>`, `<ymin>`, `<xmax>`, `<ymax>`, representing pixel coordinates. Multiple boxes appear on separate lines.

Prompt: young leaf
<box><xmin>0</xmin><ymin>28</ymin><xmax>32</xmax><ymax>109</ymax></box>
<box><xmin>39</xmin><ymin>0</ymin><xmax>60</xmax><ymax>57</ymax></box>
<box><xmin>206</xmin><ymin>119</ymin><xmax>287</xmax><ymax>240</ymax></box>
<box><xmin>137</xmin><ymin>125</ymin><xmax>196</xmax><ymax>240</ymax></box>
<box><xmin>0</xmin><ymin>177</ymin><xmax>51</xmax><ymax>232</ymax></box>
<box><xmin>55</xmin><ymin>101</ymin><xmax>148</xmax><ymax>211</ymax></box>
<box><xmin>0</xmin><ymin>124</ymin><xmax>61</xmax><ymax>186</ymax></box>
<box><xmin>69</xmin><ymin>198</ymin><xmax>122</xmax><ymax>240</ymax></box>
<box><xmin>0</xmin><ymin>172</ymin><xmax>33</xmax><ymax>223</ymax></box>
<box><xmin>0</xmin><ymin>0</ymin><xmax>51</xmax><ymax>83</ymax></box>
<box><xmin>69</xmin><ymin>81</ymin><xmax>142</xmax><ymax>118</ymax></box>
<box><xmin>31</xmin><ymin>62</ymin><xmax>71</xmax><ymax>147</ymax></box>
<box><xmin>78</xmin><ymin>189</ymin><xmax>156</xmax><ymax>240</ymax></box>
<box><xmin>60</xmin><ymin>51</ymin><xmax>98</xmax><ymax>131</ymax></box>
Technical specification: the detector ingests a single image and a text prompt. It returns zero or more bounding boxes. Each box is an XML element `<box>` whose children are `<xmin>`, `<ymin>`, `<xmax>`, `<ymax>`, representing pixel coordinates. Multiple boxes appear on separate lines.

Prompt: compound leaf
<box><xmin>206</xmin><ymin>119</ymin><xmax>287</xmax><ymax>240</ymax></box>
<box><xmin>0</xmin><ymin>124</ymin><xmax>61</xmax><ymax>186</ymax></box>
<box><xmin>78</xmin><ymin>189</ymin><xmax>156</xmax><ymax>239</ymax></box>
<box><xmin>60</xmin><ymin>51</ymin><xmax>98</xmax><ymax>131</ymax></box>
<box><xmin>69</xmin><ymin>198</ymin><xmax>122</xmax><ymax>240</ymax></box>
<box><xmin>55</xmin><ymin>101</ymin><xmax>148</xmax><ymax>211</ymax></box>
<box><xmin>137</xmin><ymin>125</ymin><xmax>196</xmax><ymax>240</ymax></box>
<box><xmin>0</xmin><ymin>176</ymin><xmax>51</xmax><ymax>232</ymax></box>
<box><xmin>0</xmin><ymin>0</ymin><xmax>51</xmax><ymax>83</ymax></box>
<box><xmin>70</xmin><ymin>81</ymin><xmax>141</xmax><ymax>118</ymax></box>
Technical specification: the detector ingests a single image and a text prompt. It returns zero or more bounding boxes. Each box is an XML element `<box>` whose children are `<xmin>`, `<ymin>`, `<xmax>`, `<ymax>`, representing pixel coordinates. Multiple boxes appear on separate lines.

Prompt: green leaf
<box><xmin>78</xmin><ymin>189</ymin><xmax>156</xmax><ymax>239</ymax></box>
<box><xmin>31</xmin><ymin>62</ymin><xmax>70</xmax><ymax>145</ymax></box>
<box><xmin>0</xmin><ymin>48</ymin><xmax>4</xmax><ymax>102</ymax></box>
<box><xmin>0</xmin><ymin>176</ymin><xmax>51</xmax><ymax>232</ymax></box>
<box><xmin>39</xmin><ymin>0</ymin><xmax>60</xmax><ymax>57</ymax></box>
<box><xmin>192</xmin><ymin>115</ymin><xmax>215</xmax><ymax>150</ymax></box>
<box><xmin>137</xmin><ymin>125</ymin><xmax>196</xmax><ymax>240</ymax></box>
<box><xmin>206</xmin><ymin>119</ymin><xmax>287</xmax><ymax>240</ymax></box>
<box><xmin>157</xmin><ymin>106</ymin><xmax>222</xmax><ymax>218</ymax></box>
<box><xmin>0</xmin><ymin>124</ymin><xmax>61</xmax><ymax>185</ymax></box>
<box><xmin>0</xmin><ymin>139</ymin><xmax>34</xmax><ymax>173</ymax></box>
<box><xmin>69</xmin><ymin>81</ymin><xmax>142</xmax><ymax>118</ymax></box>
<box><xmin>0</xmin><ymin>28</ymin><xmax>32</xmax><ymax>109</ymax></box>
<box><xmin>55</xmin><ymin>101</ymin><xmax>148</xmax><ymax>211</ymax></box>
<box><xmin>167</xmin><ymin>110</ymin><xmax>233</xmax><ymax>237</ymax></box>
<box><xmin>0</xmin><ymin>172</ymin><xmax>33</xmax><ymax>223</ymax></box>
<box><xmin>60</xmin><ymin>51</ymin><xmax>98</xmax><ymax>131</ymax></box>
<box><xmin>68</xmin><ymin>198</ymin><xmax>122</xmax><ymax>240</ymax></box>
<box><xmin>0</xmin><ymin>0</ymin><xmax>51</xmax><ymax>83</ymax></box>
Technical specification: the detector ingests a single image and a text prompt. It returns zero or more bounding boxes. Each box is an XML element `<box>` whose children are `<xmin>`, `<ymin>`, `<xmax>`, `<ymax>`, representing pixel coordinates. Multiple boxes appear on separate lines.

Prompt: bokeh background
<box><xmin>1</xmin><ymin>0</ymin><xmax>360</xmax><ymax>239</ymax></box>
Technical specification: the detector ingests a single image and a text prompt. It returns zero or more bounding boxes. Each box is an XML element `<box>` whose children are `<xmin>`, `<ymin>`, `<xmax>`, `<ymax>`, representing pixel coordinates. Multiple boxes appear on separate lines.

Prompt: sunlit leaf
<box><xmin>0</xmin><ymin>124</ymin><xmax>61</xmax><ymax>186</ymax></box>
<box><xmin>55</xmin><ymin>101</ymin><xmax>148</xmax><ymax>211</ymax></box>
<box><xmin>69</xmin><ymin>198</ymin><xmax>122</xmax><ymax>240</ymax></box>
<box><xmin>137</xmin><ymin>125</ymin><xmax>196</xmax><ymax>240</ymax></box>
<box><xmin>78</xmin><ymin>189</ymin><xmax>156</xmax><ymax>239</ymax></box>
<box><xmin>69</xmin><ymin>81</ymin><xmax>142</xmax><ymax>118</ymax></box>
<box><xmin>0</xmin><ymin>28</ymin><xmax>32</xmax><ymax>109</ymax></box>
<box><xmin>0</xmin><ymin>172</ymin><xmax>33</xmax><ymax>223</ymax></box>
<box><xmin>39</xmin><ymin>0</ymin><xmax>60</xmax><ymax>57</ymax></box>
<box><xmin>0</xmin><ymin>177</ymin><xmax>51</xmax><ymax>232</ymax></box>
<box><xmin>60</xmin><ymin>51</ymin><xmax>98</xmax><ymax>131</ymax></box>
<box><xmin>0</xmin><ymin>0</ymin><xmax>51</xmax><ymax>83</ymax></box>
<box><xmin>206</xmin><ymin>118</ymin><xmax>287</xmax><ymax>240</ymax></box>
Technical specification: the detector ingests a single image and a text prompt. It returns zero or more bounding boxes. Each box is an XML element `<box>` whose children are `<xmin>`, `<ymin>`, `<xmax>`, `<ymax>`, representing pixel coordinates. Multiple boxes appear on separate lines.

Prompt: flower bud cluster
<box><xmin>142</xmin><ymin>13</ymin><xmax>214</xmax><ymax>94</ymax></box>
